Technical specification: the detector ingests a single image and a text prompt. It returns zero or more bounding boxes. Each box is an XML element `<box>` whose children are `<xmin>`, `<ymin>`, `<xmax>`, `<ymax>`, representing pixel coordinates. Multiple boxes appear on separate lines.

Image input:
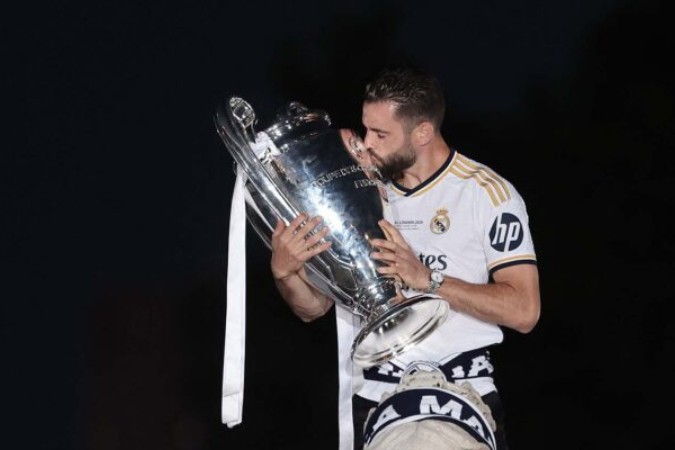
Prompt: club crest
<box><xmin>430</xmin><ymin>208</ymin><xmax>450</xmax><ymax>234</ymax></box>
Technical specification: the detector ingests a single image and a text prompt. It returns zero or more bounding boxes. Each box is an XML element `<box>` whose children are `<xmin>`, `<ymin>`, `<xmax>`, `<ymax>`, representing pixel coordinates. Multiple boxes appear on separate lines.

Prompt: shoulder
<box><xmin>448</xmin><ymin>152</ymin><xmax>517</xmax><ymax>208</ymax></box>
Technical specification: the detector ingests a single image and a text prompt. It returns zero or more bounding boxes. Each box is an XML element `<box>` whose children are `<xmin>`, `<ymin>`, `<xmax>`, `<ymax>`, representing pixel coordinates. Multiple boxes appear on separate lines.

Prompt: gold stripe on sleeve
<box><xmin>449</xmin><ymin>166</ymin><xmax>500</xmax><ymax>206</ymax></box>
<box><xmin>450</xmin><ymin>155</ymin><xmax>511</xmax><ymax>206</ymax></box>
<box><xmin>487</xmin><ymin>254</ymin><xmax>537</xmax><ymax>270</ymax></box>
<box><xmin>456</xmin><ymin>155</ymin><xmax>511</xmax><ymax>201</ymax></box>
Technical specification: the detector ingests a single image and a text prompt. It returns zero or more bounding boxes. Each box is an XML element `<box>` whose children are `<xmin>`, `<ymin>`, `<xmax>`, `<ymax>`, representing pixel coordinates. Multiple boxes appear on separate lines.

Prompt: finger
<box><xmin>288</xmin><ymin>213</ymin><xmax>309</xmax><ymax>234</ymax></box>
<box><xmin>370</xmin><ymin>238</ymin><xmax>397</xmax><ymax>252</ymax></box>
<box><xmin>272</xmin><ymin>217</ymin><xmax>286</xmax><ymax>237</ymax></box>
<box><xmin>378</xmin><ymin>219</ymin><xmax>405</xmax><ymax>244</ymax></box>
<box><xmin>370</xmin><ymin>250</ymin><xmax>396</xmax><ymax>262</ymax></box>
<box><xmin>305</xmin><ymin>224</ymin><xmax>330</xmax><ymax>246</ymax></box>
<box><xmin>305</xmin><ymin>215</ymin><xmax>325</xmax><ymax>233</ymax></box>
<box><xmin>376</xmin><ymin>265</ymin><xmax>398</xmax><ymax>275</ymax></box>
<box><xmin>378</xmin><ymin>219</ymin><xmax>395</xmax><ymax>240</ymax></box>
<box><xmin>305</xmin><ymin>240</ymin><xmax>332</xmax><ymax>257</ymax></box>
<box><xmin>292</xmin><ymin>215</ymin><xmax>324</xmax><ymax>245</ymax></box>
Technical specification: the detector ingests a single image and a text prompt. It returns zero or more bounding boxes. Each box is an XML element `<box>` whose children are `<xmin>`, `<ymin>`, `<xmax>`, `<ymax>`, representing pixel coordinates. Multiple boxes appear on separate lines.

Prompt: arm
<box><xmin>431</xmin><ymin>263</ymin><xmax>539</xmax><ymax>333</ymax></box>
<box><xmin>270</xmin><ymin>213</ymin><xmax>335</xmax><ymax>322</ymax></box>
<box><xmin>370</xmin><ymin>219</ymin><xmax>540</xmax><ymax>334</ymax></box>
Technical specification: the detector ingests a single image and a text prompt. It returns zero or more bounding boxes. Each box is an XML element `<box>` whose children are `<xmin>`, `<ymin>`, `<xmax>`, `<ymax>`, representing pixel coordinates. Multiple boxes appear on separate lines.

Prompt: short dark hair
<box><xmin>364</xmin><ymin>66</ymin><xmax>446</xmax><ymax>132</ymax></box>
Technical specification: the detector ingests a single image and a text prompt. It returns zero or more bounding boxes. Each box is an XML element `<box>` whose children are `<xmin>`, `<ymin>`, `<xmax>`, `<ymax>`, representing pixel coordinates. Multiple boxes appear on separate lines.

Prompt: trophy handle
<box><xmin>217</xmin><ymin>97</ymin><xmax>350</xmax><ymax>269</ymax></box>
<box><xmin>215</xmin><ymin>97</ymin><xmax>299</xmax><ymax>223</ymax></box>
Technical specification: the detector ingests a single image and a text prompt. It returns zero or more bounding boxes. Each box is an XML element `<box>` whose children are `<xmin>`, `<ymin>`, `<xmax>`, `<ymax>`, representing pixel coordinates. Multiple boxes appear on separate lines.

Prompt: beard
<box><xmin>369</xmin><ymin>144</ymin><xmax>416</xmax><ymax>182</ymax></box>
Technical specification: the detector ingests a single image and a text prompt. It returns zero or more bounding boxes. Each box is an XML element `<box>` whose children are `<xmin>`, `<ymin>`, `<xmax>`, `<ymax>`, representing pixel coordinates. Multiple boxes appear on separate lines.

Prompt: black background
<box><xmin>4</xmin><ymin>0</ymin><xmax>674</xmax><ymax>449</ymax></box>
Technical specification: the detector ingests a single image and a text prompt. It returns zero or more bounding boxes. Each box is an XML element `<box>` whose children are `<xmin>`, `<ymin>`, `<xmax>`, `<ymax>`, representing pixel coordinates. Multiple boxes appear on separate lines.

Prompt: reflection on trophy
<box><xmin>215</xmin><ymin>96</ymin><xmax>448</xmax><ymax>367</ymax></box>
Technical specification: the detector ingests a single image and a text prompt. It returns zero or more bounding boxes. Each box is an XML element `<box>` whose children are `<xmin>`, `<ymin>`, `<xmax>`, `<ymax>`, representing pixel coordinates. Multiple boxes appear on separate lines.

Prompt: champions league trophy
<box><xmin>215</xmin><ymin>96</ymin><xmax>449</xmax><ymax>367</ymax></box>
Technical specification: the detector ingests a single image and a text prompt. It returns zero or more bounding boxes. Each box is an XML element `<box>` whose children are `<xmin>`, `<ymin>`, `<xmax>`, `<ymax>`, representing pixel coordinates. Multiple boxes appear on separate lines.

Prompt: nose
<box><xmin>363</xmin><ymin>131</ymin><xmax>375</xmax><ymax>150</ymax></box>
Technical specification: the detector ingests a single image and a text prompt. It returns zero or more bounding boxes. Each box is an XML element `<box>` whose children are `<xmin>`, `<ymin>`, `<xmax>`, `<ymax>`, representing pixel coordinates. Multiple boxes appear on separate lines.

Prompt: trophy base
<box><xmin>351</xmin><ymin>295</ymin><xmax>450</xmax><ymax>368</ymax></box>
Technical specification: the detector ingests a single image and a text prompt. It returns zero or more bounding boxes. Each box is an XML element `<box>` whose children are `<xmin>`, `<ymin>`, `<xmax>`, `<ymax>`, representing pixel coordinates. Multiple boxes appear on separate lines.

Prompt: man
<box><xmin>270</xmin><ymin>66</ymin><xmax>540</xmax><ymax>449</ymax></box>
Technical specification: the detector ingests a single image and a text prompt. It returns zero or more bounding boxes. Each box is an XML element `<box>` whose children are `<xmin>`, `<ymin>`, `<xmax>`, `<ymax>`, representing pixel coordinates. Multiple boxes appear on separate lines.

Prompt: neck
<box><xmin>398</xmin><ymin>138</ymin><xmax>451</xmax><ymax>189</ymax></box>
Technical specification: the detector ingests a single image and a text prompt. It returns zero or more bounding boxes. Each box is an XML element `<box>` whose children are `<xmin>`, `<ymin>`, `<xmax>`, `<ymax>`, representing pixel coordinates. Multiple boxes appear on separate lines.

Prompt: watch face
<box><xmin>431</xmin><ymin>270</ymin><xmax>444</xmax><ymax>283</ymax></box>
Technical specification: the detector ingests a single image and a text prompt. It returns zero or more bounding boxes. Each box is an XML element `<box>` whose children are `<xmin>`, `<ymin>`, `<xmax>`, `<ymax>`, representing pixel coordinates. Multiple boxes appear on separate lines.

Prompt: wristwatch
<box><xmin>426</xmin><ymin>269</ymin><xmax>444</xmax><ymax>294</ymax></box>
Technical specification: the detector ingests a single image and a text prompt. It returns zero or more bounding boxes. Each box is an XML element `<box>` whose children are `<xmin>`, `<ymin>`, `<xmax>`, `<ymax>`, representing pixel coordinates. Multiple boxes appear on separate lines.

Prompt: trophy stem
<box><xmin>351</xmin><ymin>295</ymin><xmax>450</xmax><ymax>368</ymax></box>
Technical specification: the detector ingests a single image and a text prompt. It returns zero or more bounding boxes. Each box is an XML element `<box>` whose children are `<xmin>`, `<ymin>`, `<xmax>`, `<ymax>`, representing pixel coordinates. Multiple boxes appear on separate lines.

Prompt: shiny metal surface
<box><xmin>215</xmin><ymin>96</ymin><xmax>448</xmax><ymax>367</ymax></box>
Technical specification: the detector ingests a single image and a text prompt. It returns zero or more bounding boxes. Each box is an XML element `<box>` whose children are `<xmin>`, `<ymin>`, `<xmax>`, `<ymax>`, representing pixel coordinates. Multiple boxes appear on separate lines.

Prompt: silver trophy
<box><xmin>215</xmin><ymin>96</ymin><xmax>448</xmax><ymax>367</ymax></box>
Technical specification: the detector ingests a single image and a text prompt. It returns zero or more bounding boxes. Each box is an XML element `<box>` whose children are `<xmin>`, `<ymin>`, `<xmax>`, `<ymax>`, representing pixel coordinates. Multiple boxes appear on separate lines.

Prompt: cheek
<box><xmin>372</xmin><ymin>145</ymin><xmax>391</xmax><ymax>162</ymax></box>
<box><xmin>389</xmin><ymin>136</ymin><xmax>406</xmax><ymax>154</ymax></box>
<box><xmin>380</xmin><ymin>136</ymin><xmax>398</xmax><ymax>151</ymax></box>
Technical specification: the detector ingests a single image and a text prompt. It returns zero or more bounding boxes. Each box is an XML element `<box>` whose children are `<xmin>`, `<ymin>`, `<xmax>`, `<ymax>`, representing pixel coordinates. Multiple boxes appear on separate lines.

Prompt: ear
<box><xmin>413</xmin><ymin>121</ymin><xmax>434</xmax><ymax>146</ymax></box>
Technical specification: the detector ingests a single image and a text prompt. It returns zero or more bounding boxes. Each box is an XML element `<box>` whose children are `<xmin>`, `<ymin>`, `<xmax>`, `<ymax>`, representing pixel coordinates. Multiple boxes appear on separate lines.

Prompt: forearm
<box><xmin>273</xmin><ymin>269</ymin><xmax>334</xmax><ymax>322</ymax></box>
<box><xmin>433</xmin><ymin>268</ymin><xmax>540</xmax><ymax>333</ymax></box>
<box><xmin>369</xmin><ymin>220</ymin><xmax>540</xmax><ymax>334</ymax></box>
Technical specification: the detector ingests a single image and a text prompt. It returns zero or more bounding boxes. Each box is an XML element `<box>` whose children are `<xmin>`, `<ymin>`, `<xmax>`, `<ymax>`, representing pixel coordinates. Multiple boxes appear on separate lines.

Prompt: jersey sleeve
<box><xmin>479</xmin><ymin>180</ymin><xmax>537</xmax><ymax>276</ymax></box>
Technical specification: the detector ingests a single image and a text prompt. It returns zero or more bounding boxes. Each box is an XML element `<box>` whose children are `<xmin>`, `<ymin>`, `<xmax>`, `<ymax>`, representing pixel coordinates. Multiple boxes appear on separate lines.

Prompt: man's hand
<box><xmin>270</xmin><ymin>213</ymin><xmax>332</xmax><ymax>281</ymax></box>
<box><xmin>369</xmin><ymin>219</ymin><xmax>430</xmax><ymax>291</ymax></box>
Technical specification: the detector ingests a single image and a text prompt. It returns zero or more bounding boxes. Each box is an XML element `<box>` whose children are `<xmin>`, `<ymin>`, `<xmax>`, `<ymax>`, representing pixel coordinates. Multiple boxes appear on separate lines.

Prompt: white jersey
<box><xmin>355</xmin><ymin>149</ymin><xmax>537</xmax><ymax>401</ymax></box>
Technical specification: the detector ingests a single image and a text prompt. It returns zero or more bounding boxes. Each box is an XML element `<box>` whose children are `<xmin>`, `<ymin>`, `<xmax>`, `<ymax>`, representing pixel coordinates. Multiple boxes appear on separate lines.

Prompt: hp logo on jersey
<box><xmin>489</xmin><ymin>213</ymin><xmax>523</xmax><ymax>251</ymax></box>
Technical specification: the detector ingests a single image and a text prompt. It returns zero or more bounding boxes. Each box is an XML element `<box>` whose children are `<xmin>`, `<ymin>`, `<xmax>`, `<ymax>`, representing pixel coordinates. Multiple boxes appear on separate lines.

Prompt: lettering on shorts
<box><xmin>363</xmin><ymin>388</ymin><xmax>496</xmax><ymax>449</ymax></box>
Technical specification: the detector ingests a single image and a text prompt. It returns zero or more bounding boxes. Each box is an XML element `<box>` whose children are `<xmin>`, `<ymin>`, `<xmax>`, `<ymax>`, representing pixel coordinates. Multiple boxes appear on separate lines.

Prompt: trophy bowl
<box><xmin>215</xmin><ymin>96</ymin><xmax>448</xmax><ymax>367</ymax></box>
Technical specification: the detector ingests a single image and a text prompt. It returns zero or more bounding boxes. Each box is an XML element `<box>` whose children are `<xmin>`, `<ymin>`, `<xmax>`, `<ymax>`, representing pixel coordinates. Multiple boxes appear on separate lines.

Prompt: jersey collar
<box><xmin>391</xmin><ymin>148</ymin><xmax>456</xmax><ymax>196</ymax></box>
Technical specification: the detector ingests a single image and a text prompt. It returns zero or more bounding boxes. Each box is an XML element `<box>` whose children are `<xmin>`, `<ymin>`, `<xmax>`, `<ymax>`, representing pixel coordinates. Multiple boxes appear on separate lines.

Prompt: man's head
<box><xmin>361</xmin><ymin>66</ymin><xmax>446</xmax><ymax>182</ymax></box>
<box><xmin>363</xmin><ymin>66</ymin><xmax>446</xmax><ymax>132</ymax></box>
